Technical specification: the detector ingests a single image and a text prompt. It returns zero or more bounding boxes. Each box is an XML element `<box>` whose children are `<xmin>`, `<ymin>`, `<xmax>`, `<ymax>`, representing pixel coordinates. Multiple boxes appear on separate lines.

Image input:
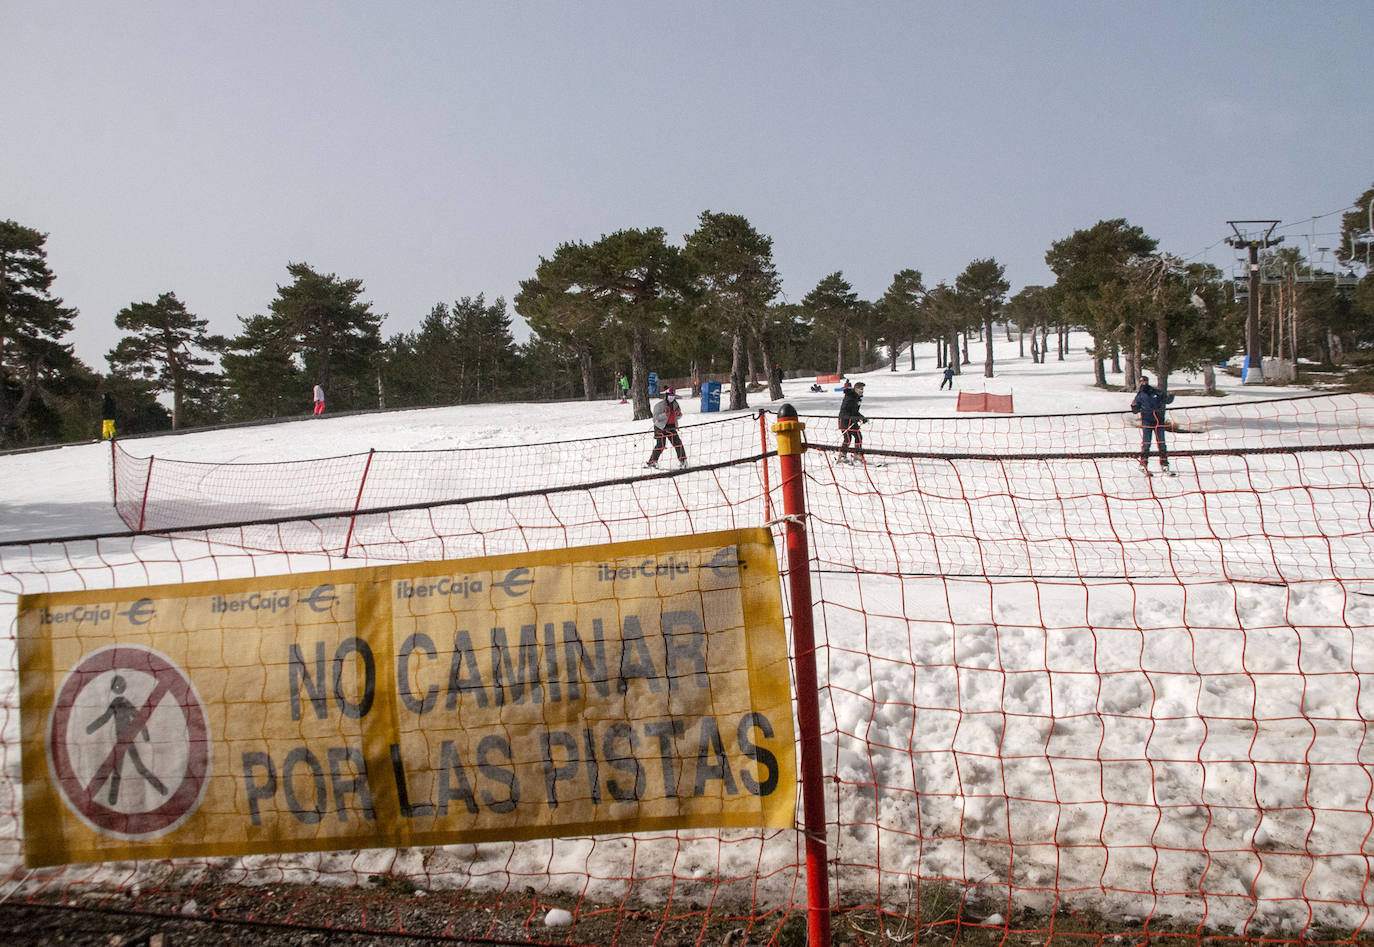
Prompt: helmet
<box><xmin>665</xmin><ymin>387</ymin><xmax>676</xmax><ymax>395</ymax></box>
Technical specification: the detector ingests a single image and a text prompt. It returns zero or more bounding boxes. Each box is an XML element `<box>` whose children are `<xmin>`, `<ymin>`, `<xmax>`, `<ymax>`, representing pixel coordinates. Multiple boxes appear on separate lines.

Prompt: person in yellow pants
<box><xmin>101</xmin><ymin>392</ymin><xmax>116</xmax><ymax>440</ymax></box>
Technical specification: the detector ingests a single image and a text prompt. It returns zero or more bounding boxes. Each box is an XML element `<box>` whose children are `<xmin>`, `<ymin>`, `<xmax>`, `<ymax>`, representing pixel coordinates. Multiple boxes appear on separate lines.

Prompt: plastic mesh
<box><xmin>3</xmin><ymin>394</ymin><xmax>1374</xmax><ymax>944</ymax></box>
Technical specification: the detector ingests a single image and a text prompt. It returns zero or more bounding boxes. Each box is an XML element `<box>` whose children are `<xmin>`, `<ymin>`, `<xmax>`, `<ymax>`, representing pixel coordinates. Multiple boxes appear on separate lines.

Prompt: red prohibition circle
<box><xmin>47</xmin><ymin>645</ymin><xmax>211</xmax><ymax>839</ymax></box>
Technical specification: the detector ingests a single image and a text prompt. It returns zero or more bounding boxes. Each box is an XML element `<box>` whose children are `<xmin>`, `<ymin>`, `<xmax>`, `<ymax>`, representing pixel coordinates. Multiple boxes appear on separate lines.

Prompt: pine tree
<box><xmin>518</xmin><ymin>230</ymin><xmax>689</xmax><ymax>419</ymax></box>
<box><xmin>108</xmin><ymin>292</ymin><xmax>223</xmax><ymax>429</ymax></box>
<box><xmin>875</xmin><ymin>269</ymin><xmax>926</xmax><ymax>372</ymax></box>
<box><xmin>0</xmin><ymin>219</ymin><xmax>78</xmax><ymax>447</ymax></box>
<box><xmin>683</xmin><ymin>212</ymin><xmax>781</xmax><ymax>410</ymax></box>
<box><xmin>802</xmin><ymin>272</ymin><xmax>862</xmax><ymax>376</ymax></box>
<box><xmin>1046</xmin><ymin>219</ymin><xmax>1158</xmax><ymax>388</ymax></box>
<box><xmin>268</xmin><ymin>262</ymin><xmax>383</xmax><ymax>411</ymax></box>
<box><xmin>381</xmin><ymin>295</ymin><xmax>518</xmax><ymax>407</ymax></box>
<box><xmin>955</xmin><ymin>259</ymin><xmax>1010</xmax><ymax>378</ymax></box>
<box><xmin>221</xmin><ymin>313</ymin><xmax>302</xmax><ymax>420</ymax></box>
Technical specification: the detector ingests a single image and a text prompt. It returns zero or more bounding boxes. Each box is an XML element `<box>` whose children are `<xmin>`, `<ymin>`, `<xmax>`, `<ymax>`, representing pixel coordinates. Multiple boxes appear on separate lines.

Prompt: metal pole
<box><xmin>137</xmin><ymin>456</ymin><xmax>154</xmax><ymax>532</ymax></box>
<box><xmin>1228</xmin><ymin>222</ymin><xmax>1281</xmax><ymax>384</ymax></box>
<box><xmin>771</xmin><ymin>404</ymin><xmax>831</xmax><ymax>946</ymax></box>
<box><xmin>341</xmin><ymin>448</ymin><xmax>376</xmax><ymax>559</ymax></box>
<box><xmin>759</xmin><ymin>412</ymin><xmax>773</xmax><ymax>524</ymax></box>
<box><xmin>109</xmin><ymin>437</ymin><xmax>119</xmax><ymax>520</ymax></box>
<box><xmin>1246</xmin><ymin>243</ymin><xmax>1264</xmax><ymax>384</ymax></box>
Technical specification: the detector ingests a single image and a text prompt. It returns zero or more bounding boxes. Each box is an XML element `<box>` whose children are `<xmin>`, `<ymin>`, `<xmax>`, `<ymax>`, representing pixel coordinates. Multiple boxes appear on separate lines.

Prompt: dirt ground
<box><xmin>0</xmin><ymin>885</ymin><xmax>1004</xmax><ymax>947</ymax></box>
<box><xmin>0</xmin><ymin>883</ymin><xmax>1365</xmax><ymax>946</ymax></box>
<box><xmin>0</xmin><ymin>882</ymin><xmax>799</xmax><ymax>947</ymax></box>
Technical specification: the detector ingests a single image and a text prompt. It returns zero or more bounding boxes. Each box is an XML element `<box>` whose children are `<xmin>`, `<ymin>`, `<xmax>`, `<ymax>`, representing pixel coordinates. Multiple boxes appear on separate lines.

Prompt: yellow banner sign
<box><xmin>18</xmin><ymin>529</ymin><xmax>795</xmax><ymax>867</ymax></box>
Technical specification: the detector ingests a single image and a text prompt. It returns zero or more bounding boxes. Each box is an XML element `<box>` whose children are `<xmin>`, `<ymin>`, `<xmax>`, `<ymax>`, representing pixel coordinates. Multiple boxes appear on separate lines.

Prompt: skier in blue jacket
<box><xmin>1131</xmin><ymin>374</ymin><xmax>1176</xmax><ymax>476</ymax></box>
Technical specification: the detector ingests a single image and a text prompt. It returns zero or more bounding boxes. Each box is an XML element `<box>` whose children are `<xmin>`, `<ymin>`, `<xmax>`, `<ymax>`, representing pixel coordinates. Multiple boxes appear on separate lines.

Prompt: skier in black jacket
<box><xmin>838</xmin><ymin>381</ymin><xmax>866</xmax><ymax>464</ymax></box>
<box><xmin>1131</xmin><ymin>374</ymin><xmax>1176</xmax><ymax>476</ymax></box>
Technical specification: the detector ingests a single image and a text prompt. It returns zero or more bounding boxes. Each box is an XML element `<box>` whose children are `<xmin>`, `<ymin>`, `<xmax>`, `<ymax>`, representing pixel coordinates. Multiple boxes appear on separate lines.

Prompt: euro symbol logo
<box><xmin>118</xmin><ymin>598</ymin><xmax>156</xmax><ymax>626</ymax></box>
<box><xmin>707</xmin><ymin>547</ymin><xmax>741</xmax><ymax>579</ymax></box>
<box><xmin>492</xmin><ymin>568</ymin><xmax>534</xmax><ymax>597</ymax></box>
<box><xmin>300</xmin><ymin>584</ymin><xmax>337</xmax><ymax>613</ymax></box>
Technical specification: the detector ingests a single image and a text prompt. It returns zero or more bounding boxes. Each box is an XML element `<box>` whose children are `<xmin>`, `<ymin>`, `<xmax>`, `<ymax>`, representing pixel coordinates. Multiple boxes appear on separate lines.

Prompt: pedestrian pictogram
<box><xmin>47</xmin><ymin>645</ymin><xmax>210</xmax><ymax>839</ymax></box>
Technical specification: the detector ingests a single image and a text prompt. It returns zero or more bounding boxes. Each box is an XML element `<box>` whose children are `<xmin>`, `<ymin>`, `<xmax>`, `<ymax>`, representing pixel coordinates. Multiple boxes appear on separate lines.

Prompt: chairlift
<box><xmin>1259</xmin><ymin>259</ymin><xmax>1286</xmax><ymax>284</ymax></box>
<box><xmin>1357</xmin><ymin>229</ymin><xmax>1374</xmax><ymax>259</ymax></box>
<box><xmin>1304</xmin><ymin>248</ymin><xmax>1361</xmax><ymax>292</ymax></box>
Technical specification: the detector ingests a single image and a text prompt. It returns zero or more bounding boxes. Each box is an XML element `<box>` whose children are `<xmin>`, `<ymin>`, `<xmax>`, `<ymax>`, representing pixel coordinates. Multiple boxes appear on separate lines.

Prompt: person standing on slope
<box><xmin>616</xmin><ymin>371</ymin><xmax>630</xmax><ymax>404</ymax></box>
<box><xmin>838</xmin><ymin>381</ymin><xmax>867</xmax><ymax>464</ymax></box>
<box><xmin>100</xmin><ymin>391</ymin><xmax>117</xmax><ymax>440</ymax></box>
<box><xmin>1131</xmin><ymin>373</ymin><xmax>1176</xmax><ymax>476</ymax></box>
<box><xmin>645</xmin><ymin>387</ymin><xmax>688</xmax><ymax>469</ymax></box>
<box><xmin>312</xmin><ymin>383</ymin><xmax>326</xmax><ymax>416</ymax></box>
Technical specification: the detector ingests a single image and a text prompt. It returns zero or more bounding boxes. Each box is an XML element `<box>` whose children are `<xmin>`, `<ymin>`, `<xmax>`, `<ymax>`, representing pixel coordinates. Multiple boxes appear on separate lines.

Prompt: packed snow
<box><xmin>2</xmin><ymin>334</ymin><xmax>1372</xmax><ymax>937</ymax></box>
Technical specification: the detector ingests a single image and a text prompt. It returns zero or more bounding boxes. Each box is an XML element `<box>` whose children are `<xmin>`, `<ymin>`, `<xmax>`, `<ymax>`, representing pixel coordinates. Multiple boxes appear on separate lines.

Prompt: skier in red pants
<box><xmin>645</xmin><ymin>387</ymin><xmax>688</xmax><ymax>469</ymax></box>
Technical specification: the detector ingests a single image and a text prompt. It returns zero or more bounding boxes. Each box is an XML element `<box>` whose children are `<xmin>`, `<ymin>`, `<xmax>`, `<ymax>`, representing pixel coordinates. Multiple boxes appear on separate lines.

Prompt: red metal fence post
<box><xmin>760</xmin><ymin>411</ymin><xmax>773</xmax><ymax>523</ymax></box>
<box><xmin>771</xmin><ymin>404</ymin><xmax>831</xmax><ymax>945</ymax></box>
<box><xmin>342</xmin><ymin>448</ymin><xmax>376</xmax><ymax>559</ymax></box>
<box><xmin>137</xmin><ymin>455</ymin><xmax>154</xmax><ymax>532</ymax></box>
<box><xmin>109</xmin><ymin>438</ymin><xmax>119</xmax><ymax>517</ymax></box>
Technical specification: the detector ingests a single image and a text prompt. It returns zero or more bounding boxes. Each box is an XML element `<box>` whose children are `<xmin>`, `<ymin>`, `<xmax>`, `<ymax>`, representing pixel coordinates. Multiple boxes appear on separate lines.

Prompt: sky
<box><xmin>3</xmin><ymin>337</ymin><xmax>1373</xmax><ymax>935</ymax></box>
<box><xmin>5</xmin><ymin>1</ymin><xmax>1373</xmax><ymax>369</ymax></box>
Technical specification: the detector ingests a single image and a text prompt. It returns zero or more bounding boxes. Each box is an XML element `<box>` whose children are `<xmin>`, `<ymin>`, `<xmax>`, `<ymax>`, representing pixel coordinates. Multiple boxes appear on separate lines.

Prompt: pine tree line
<box><xmin>3</xmin><ymin>192</ymin><xmax>1372</xmax><ymax>448</ymax></box>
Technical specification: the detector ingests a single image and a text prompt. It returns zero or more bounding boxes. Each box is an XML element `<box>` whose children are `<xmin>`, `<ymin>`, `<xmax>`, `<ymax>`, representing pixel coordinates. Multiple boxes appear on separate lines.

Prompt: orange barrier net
<box><xmin>3</xmin><ymin>393</ymin><xmax>1374</xmax><ymax>944</ymax></box>
<box><xmin>955</xmin><ymin>391</ymin><xmax>1014</xmax><ymax>413</ymax></box>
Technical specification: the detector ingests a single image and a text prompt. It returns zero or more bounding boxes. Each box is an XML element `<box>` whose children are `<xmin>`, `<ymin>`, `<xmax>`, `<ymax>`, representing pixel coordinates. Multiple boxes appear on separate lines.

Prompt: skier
<box><xmin>940</xmin><ymin>366</ymin><xmax>955</xmax><ymax>390</ymax></box>
<box><xmin>837</xmin><ymin>381</ymin><xmax>866</xmax><ymax>464</ymax></box>
<box><xmin>616</xmin><ymin>371</ymin><xmax>630</xmax><ymax>404</ymax></box>
<box><xmin>312</xmin><ymin>383</ymin><xmax>326</xmax><ymax>416</ymax></box>
<box><xmin>645</xmin><ymin>387</ymin><xmax>688</xmax><ymax>469</ymax></box>
<box><xmin>1131</xmin><ymin>373</ymin><xmax>1176</xmax><ymax>476</ymax></box>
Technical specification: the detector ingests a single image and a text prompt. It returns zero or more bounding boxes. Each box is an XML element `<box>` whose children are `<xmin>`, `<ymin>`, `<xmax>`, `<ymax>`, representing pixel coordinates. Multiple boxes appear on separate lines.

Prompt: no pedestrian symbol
<box><xmin>47</xmin><ymin>645</ymin><xmax>211</xmax><ymax>839</ymax></box>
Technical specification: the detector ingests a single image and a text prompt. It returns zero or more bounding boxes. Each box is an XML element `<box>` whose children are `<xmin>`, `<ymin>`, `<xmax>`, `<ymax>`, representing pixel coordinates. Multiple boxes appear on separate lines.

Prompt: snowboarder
<box><xmin>645</xmin><ymin>387</ymin><xmax>688</xmax><ymax>469</ymax></box>
<box><xmin>940</xmin><ymin>366</ymin><xmax>955</xmax><ymax>390</ymax></box>
<box><xmin>313</xmin><ymin>383</ymin><xmax>326</xmax><ymax>416</ymax></box>
<box><xmin>616</xmin><ymin>371</ymin><xmax>630</xmax><ymax>404</ymax></box>
<box><xmin>838</xmin><ymin>381</ymin><xmax>867</xmax><ymax>464</ymax></box>
<box><xmin>1131</xmin><ymin>374</ymin><xmax>1176</xmax><ymax>476</ymax></box>
<box><xmin>100</xmin><ymin>392</ymin><xmax>117</xmax><ymax>440</ymax></box>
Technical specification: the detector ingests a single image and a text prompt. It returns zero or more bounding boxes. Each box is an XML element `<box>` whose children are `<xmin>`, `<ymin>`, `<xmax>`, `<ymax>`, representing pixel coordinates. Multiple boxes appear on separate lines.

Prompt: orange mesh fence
<box><xmin>111</xmin><ymin>413</ymin><xmax>771</xmax><ymax>535</ymax></box>
<box><xmin>955</xmin><ymin>392</ymin><xmax>1014</xmax><ymax>413</ymax></box>
<box><xmin>2</xmin><ymin>393</ymin><xmax>1374</xmax><ymax>944</ymax></box>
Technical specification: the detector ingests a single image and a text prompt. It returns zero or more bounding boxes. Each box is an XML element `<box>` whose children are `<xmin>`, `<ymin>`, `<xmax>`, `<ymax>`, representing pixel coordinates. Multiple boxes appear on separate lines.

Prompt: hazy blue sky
<box><xmin>6</xmin><ymin>1</ymin><xmax>1372</xmax><ymax>368</ymax></box>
